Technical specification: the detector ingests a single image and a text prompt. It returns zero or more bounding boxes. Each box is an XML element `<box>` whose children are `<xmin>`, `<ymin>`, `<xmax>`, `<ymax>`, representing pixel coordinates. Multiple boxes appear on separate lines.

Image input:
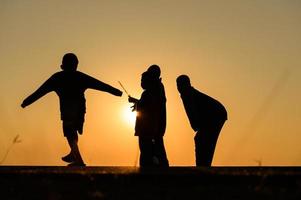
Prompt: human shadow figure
<box><xmin>129</xmin><ymin>65</ymin><xmax>169</xmax><ymax>167</ymax></box>
<box><xmin>176</xmin><ymin>75</ymin><xmax>227</xmax><ymax>167</ymax></box>
<box><xmin>21</xmin><ymin>53</ymin><xmax>123</xmax><ymax>166</ymax></box>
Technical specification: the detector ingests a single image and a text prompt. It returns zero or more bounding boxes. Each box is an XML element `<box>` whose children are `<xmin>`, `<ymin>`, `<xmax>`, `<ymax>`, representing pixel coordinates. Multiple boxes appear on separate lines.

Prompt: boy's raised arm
<box><xmin>85</xmin><ymin>74</ymin><xmax>122</xmax><ymax>97</ymax></box>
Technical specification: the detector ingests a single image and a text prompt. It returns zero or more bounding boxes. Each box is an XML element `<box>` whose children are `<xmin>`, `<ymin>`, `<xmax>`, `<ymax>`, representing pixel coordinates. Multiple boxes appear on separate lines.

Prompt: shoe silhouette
<box><xmin>62</xmin><ymin>153</ymin><xmax>74</xmax><ymax>163</ymax></box>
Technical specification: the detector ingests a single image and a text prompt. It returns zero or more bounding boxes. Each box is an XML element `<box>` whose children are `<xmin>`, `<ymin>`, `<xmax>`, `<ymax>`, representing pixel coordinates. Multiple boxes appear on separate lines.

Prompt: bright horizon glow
<box><xmin>123</xmin><ymin>106</ymin><xmax>137</xmax><ymax>127</ymax></box>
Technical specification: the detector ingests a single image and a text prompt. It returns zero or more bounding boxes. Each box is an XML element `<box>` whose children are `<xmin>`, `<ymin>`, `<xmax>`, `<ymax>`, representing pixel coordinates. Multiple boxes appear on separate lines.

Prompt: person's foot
<box><xmin>67</xmin><ymin>162</ymin><xmax>86</xmax><ymax>167</ymax></box>
<box><xmin>62</xmin><ymin>153</ymin><xmax>74</xmax><ymax>163</ymax></box>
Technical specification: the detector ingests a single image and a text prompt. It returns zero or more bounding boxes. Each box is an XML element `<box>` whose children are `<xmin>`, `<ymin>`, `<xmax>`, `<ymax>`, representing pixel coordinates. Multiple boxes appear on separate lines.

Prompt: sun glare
<box><xmin>123</xmin><ymin>106</ymin><xmax>137</xmax><ymax>126</ymax></box>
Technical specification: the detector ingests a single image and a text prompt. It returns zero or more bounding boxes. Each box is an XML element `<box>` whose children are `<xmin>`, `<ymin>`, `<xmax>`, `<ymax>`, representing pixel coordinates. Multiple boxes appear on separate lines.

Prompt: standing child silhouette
<box><xmin>128</xmin><ymin>65</ymin><xmax>169</xmax><ymax>167</ymax></box>
<box><xmin>21</xmin><ymin>53</ymin><xmax>123</xmax><ymax>166</ymax></box>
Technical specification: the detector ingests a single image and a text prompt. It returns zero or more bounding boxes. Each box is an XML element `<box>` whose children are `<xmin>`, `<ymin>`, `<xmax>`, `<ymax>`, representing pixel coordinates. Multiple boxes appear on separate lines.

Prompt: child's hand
<box><xmin>131</xmin><ymin>104</ymin><xmax>137</xmax><ymax>112</ymax></box>
<box><xmin>115</xmin><ymin>89</ymin><xmax>123</xmax><ymax>97</ymax></box>
<box><xmin>21</xmin><ymin>100</ymin><xmax>28</xmax><ymax>108</ymax></box>
<box><xmin>128</xmin><ymin>96</ymin><xmax>138</xmax><ymax>103</ymax></box>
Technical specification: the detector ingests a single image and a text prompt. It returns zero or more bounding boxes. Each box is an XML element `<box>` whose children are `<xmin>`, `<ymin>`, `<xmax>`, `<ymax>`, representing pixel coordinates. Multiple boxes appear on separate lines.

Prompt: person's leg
<box><xmin>154</xmin><ymin>137</ymin><xmax>169</xmax><ymax>167</ymax></box>
<box><xmin>205</xmin><ymin>120</ymin><xmax>226</xmax><ymax>166</ymax></box>
<box><xmin>202</xmin><ymin>131</ymin><xmax>215</xmax><ymax>166</ymax></box>
<box><xmin>138</xmin><ymin>137</ymin><xmax>153</xmax><ymax>167</ymax></box>
<box><xmin>63</xmin><ymin>122</ymin><xmax>85</xmax><ymax>166</ymax></box>
<box><xmin>62</xmin><ymin>152</ymin><xmax>73</xmax><ymax>163</ymax></box>
<box><xmin>194</xmin><ymin>131</ymin><xmax>209</xmax><ymax>166</ymax></box>
<box><xmin>62</xmin><ymin>122</ymin><xmax>74</xmax><ymax>163</ymax></box>
<box><xmin>66</xmin><ymin>135</ymin><xmax>85</xmax><ymax>164</ymax></box>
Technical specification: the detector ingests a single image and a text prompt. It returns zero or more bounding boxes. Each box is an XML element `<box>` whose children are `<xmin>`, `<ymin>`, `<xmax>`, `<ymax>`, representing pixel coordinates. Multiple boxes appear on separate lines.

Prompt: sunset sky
<box><xmin>0</xmin><ymin>0</ymin><xmax>300</xmax><ymax>166</ymax></box>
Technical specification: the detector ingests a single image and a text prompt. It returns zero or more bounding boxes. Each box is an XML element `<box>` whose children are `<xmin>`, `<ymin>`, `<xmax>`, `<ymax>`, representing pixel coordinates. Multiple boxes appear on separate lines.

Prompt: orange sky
<box><xmin>0</xmin><ymin>1</ymin><xmax>300</xmax><ymax>166</ymax></box>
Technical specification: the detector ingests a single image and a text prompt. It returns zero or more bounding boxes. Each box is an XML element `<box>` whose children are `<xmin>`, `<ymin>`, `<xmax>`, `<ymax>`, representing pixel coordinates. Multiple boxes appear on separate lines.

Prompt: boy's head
<box><xmin>141</xmin><ymin>71</ymin><xmax>152</xmax><ymax>90</ymax></box>
<box><xmin>61</xmin><ymin>53</ymin><xmax>78</xmax><ymax>71</ymax></box>
<box><xmin>147</xmin><ymin>64</ymin><xmax>161</xmax><ymax>79</ymax></box>
<box><xmin>176</xmin><ymin>75</ymin><xmax>191</xmax><ymax>94</ymax></box>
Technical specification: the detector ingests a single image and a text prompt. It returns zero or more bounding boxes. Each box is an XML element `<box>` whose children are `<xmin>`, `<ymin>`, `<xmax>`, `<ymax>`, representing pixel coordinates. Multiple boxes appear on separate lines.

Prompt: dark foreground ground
<box><xmin>1</xmin><ymin>166</ymin><xmax>301</xmax><ymax>200</ymax></box>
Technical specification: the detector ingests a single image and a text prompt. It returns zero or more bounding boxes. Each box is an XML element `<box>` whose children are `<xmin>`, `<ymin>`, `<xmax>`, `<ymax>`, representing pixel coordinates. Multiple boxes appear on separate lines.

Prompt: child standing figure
<box><xmin>21</xmin><ymin>53</ymin><xmax>123</xmax><ymax>166</ymax></box>
<box><xmin>128</xmin><ymin>65</ymin><xmax>169</xmax><ymax>167</ymax></box>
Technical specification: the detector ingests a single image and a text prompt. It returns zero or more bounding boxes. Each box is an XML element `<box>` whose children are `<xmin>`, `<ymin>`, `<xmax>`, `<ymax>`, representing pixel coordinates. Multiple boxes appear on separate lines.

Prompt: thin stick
<box><xmin>118</xmin><ymin>81</ymin><xmax>130</xmax><ymax>96</ymax></box>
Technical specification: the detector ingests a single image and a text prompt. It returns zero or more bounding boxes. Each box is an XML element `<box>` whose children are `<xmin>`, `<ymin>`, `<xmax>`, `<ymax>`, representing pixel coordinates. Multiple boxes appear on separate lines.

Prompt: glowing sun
<box><xmin>123</xmin><ymin>106</ymin><xmax>137</xmax><ymax>125</ymax></box>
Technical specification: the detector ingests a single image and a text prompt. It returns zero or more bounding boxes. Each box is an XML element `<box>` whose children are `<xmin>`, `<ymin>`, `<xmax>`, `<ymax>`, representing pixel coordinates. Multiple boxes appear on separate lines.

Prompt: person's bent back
<box><xmin>176</xmin><ymin>74</ymin><xmax>227</xmax><ymax>166</ymax></box>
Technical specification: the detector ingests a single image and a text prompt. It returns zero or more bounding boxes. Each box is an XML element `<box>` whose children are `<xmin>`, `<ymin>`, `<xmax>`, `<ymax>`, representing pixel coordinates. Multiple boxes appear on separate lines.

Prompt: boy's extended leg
<box><xmin>63</xmin><ymin>121</ymin><xmax>85</xmax><ymax>166</ymax></box>
<box><xmin>62</xmin><ymin>152</ymin><xmax>73</xmax><ymax>163</ymax></box>
<box><xmin>66</xmin><ymin>135</ymin><xmax>85</xmax><ymax>166</ymax></box>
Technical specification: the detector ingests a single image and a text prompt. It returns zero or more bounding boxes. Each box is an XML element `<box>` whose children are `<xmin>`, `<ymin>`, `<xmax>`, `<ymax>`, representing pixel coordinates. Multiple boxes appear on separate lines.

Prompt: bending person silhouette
<box><xmin>129</xmin><ymin>65</ymin><xmax>169</xmax><ymax>167</ymax></box>
<box><xmin>21</xmin><ymin>53</ymin><xmax>122</xmax><ymax>166</ymax></box>
<box><xmin>176</xmin><ymin>75</ymin><xmax>227</xmax><ymax>167</ymax></box>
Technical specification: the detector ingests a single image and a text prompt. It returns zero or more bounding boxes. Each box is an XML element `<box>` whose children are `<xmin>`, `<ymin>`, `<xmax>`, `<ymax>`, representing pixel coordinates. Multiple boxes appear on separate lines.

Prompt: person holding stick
<box><xmin>128</xmin><ymin>65</ymin><xmax>169</xmax><ymax>167</ymax></box>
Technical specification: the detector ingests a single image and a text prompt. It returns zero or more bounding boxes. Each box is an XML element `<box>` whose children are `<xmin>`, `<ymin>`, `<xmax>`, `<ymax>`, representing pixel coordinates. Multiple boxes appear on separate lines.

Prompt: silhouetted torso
<box><xmin>135</xmin><ymin>79</ymin><xmax>166</xmax><ymax>137</ymax></box>
<box><xmin>23</xmin><ymin>70</ymin><xmax>120</xmax><ymax>122</ymax></box>
<box><xmin>181</xmin><ymin>87</ymin><xmax>227</xmax><ymax>131</ymax></box>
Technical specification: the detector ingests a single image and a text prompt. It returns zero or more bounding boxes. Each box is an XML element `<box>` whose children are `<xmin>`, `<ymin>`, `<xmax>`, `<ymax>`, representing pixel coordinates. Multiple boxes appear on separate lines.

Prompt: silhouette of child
<box><xmin>21</xmin><ymin>53</ymin><xmax>122</xmax><ymax>166</ymax></box>
<box><xmin>129</xmin><ymin>65</ymin><xmax>169</xmax><ymax>167</ymax></box>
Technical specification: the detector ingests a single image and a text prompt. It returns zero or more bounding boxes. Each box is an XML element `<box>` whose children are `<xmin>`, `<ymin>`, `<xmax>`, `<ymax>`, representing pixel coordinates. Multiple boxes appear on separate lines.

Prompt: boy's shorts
<box><xmin>62</xmin><ymin>117</ymin><xmax>84</xmax><ymax>138</ymax></box>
